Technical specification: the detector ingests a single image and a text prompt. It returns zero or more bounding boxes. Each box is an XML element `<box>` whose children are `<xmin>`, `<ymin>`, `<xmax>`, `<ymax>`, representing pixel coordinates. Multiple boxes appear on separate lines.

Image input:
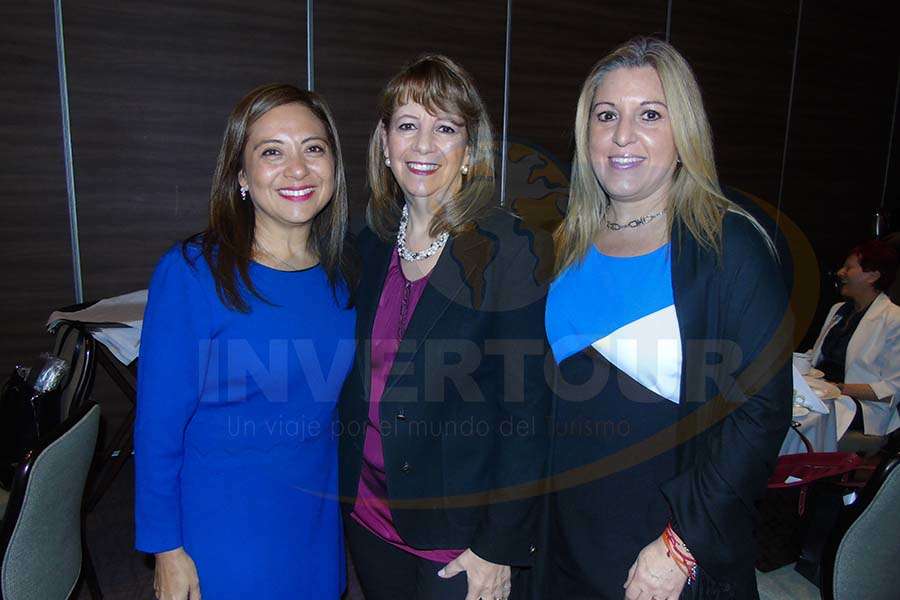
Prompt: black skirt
<box><xmin>544</xmin><ymin>347</ymin><xmax>683</xmax><ymax>599</ymax></box>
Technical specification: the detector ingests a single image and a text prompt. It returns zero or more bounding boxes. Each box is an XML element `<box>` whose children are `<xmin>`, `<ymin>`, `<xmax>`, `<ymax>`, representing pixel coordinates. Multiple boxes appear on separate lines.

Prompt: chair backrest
<box><xmin>50</xmin><ymin>323</ymin><xmax>97</xmax><ymax>420</ymax></box>
<box><xmin>0</xmin><ymin>403</ymin><xmax>100</xmax><ymax>600</ymax></box>
<box><xmin>823</xmin><ymin>451</ymin><xmax>900</xmax><ymax>600</ymax></box>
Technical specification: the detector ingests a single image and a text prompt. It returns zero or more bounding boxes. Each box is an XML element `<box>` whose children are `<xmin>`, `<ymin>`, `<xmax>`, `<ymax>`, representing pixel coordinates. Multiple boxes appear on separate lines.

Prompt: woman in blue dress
<box><xmin>134</xmin><ymin>84</ymin><xmax>358</xmax><ymax>600</ymax></box>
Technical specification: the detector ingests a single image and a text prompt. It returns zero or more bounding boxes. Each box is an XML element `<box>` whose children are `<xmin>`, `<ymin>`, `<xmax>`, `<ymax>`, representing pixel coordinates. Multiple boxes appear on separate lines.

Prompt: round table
<box><xmin>779</xmin><ymin>395</ymin><xmax>857</xmax><ymax>455</ymax></box>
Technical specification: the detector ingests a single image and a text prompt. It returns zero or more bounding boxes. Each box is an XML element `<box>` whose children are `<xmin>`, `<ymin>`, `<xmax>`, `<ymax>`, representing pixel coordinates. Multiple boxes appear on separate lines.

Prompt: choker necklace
<box><xmin>397</xmin><ymin>204</ymin><xmax>449</xmax><ymax>261</ymax></box>
<box><xmin>604</xmin><ymin>208</ymin><xmax>667</xmax><ymax>231</ymax></box>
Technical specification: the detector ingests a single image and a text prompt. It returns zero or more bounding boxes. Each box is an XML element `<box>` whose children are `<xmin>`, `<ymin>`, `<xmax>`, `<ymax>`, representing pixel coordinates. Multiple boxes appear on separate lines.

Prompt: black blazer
<box><xmin>339</xmin><ymin>209</ymin><xmax>553</xmax><ymax>567</ymax></box>
<box><xmin>661</xmin><ymin>211</ymin><xmax>793</xmax><ymax>596</ymax></box>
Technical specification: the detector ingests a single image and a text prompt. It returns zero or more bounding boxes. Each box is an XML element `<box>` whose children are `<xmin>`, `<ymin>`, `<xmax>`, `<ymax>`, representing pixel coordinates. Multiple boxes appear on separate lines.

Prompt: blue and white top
<box><xmin>546</xmin><ymin>243</ymin><xmax>682</xmax><ymax>404</ymax></box>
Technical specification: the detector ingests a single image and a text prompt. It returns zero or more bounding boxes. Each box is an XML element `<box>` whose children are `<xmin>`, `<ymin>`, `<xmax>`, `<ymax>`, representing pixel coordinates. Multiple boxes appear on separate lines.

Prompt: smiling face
<box><xmin>382</xmin><ymin>101</ymin><xmax>469</xmax><ymax>205</ymax></box>
<box><xmin>836</xmin><ymin>253</ymin><xmax>880</xmax><ymax>298</ymax></box>
<box><xmin>238</xmin><ymin>102</ymin><xmax>335</xmax><ymax>236</ymax></box>
<box><xmin>589</xmin><ymin>66</ymin><xmax>679</xmax><ymax>207</ymax></box>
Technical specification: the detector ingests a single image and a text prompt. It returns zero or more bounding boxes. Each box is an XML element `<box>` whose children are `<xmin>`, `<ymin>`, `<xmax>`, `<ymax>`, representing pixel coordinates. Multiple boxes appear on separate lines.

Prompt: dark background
<box><xmin>2</xmin><ymin>0</ymin><xmax>899</xmax><ymax>373</ymax></box>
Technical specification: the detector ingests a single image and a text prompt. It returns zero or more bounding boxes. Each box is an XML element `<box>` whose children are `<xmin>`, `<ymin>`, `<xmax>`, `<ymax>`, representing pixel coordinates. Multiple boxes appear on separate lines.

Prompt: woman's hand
<box><xmin>154</xmin><ymin>547</ymin><xmax>201</xmax><ymax>600</ymax></box>
<box><xmin>836</xmin><ymin>382</ymin><xmax>881</xmax><ymax>402</ymax></box>
<box><xmin>438</xmin><ymin>548</ymin><xmax>511</xmax><ymax>600</ymax></box>
<box><xmin>623</xmin><ymin>536</ymin><xmax>688</xmax><ymax>600</ymax></box>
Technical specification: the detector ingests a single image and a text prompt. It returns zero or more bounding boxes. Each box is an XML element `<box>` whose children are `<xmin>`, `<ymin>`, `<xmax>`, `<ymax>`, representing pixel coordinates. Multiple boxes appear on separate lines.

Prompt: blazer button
<box><xmin>529</xmin><ymin>545</ymin><xmax>536</xmax><ymax>554</ymax></box>
<box><xmin>400</xmin><ymin>461</ymin><xmax>411</xmax><ymax>473</ymax></box>
<box><xmin>397</xmin><ymin>409</ymin><xmax>407</xmax><ymax>421</ymax></box>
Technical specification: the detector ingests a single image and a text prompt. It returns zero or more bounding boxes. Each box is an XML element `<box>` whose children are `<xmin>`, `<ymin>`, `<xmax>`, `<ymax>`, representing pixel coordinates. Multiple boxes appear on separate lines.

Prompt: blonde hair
<box><xmin>366</xmin><ymin>54</ymin><xmax>496</xmax><ymax>241</ymax></box>
<box><xmin>555</xmin><ymin>36</ymin><xmax>763</xmax><ymax>274</ymax></box>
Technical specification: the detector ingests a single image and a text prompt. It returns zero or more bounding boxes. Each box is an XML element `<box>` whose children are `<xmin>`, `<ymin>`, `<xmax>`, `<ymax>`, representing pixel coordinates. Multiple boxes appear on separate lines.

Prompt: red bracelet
<box><xmin>663</xmin><ymin>523</ymin><xmax>698</xmax><ymax>585</ymax></box>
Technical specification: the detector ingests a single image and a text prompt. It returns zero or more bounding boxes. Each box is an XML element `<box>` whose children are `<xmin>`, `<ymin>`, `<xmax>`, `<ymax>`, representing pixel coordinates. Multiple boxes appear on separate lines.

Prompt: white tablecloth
<box><xmin>779</xmin><ymin>395</ymin><xmax>857</xmax><ymax>455</ymax></box>
<box><xmin>46</xmin><ymin>290</ymin><xmax>147</xmax><ymax>364</ymax></box>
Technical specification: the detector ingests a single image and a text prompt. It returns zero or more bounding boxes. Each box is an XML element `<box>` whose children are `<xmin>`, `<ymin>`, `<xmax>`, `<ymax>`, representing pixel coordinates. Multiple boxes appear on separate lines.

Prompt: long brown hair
<box><xmin>555</xmin><ymin>37</ymin><xmax>769</xmax><ymax>275</ymax></box>
<box><xmin>187</xmin><ymin>83</ymin><xmax>358</xmax><ymax>311</ymax></box>
<box><xmin>366</xmin><ymin>54</ymin><xmax>497</xmax><ymax>241</ymax></box>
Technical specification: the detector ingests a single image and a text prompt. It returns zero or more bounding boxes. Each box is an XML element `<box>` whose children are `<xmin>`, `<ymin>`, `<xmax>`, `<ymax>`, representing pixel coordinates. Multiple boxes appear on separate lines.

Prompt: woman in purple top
<box><xmin>338</xmin><ymin>55</ymin><xmax>552</xmax><ymax>600</ymax></box>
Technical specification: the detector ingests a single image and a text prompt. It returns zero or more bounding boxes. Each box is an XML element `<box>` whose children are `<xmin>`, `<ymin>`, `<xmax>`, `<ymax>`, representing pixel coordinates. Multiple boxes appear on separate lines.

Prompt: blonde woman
<box><xmin>544</xmin><ymin>37</ymin><xmax>791</xmax><ymax>599</ymax></box>
<box><xmin>339</xmin><ymin>55</ymin><xmax>550</xmax><ymax>600</ymax></box>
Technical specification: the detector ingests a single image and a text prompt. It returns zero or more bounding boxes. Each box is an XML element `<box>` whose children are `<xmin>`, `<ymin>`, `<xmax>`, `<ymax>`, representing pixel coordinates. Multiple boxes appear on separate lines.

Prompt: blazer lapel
<box><xmin>671</xmin><ymin>220</ymin><xmax>708</xmax><ymax>412</ymax></box>
<box><xmin>384</xmin><ymin>226</ymin><xmax>496</xmax><ymax>392</ymax></box>
<box><xmin>359</xmin><ymin>238</ymin><xmax>393</xmax><ymax>401</ymax></box>
<box><xmin>810</xmin><ymin>303</ymin><xmax>844</xmax><ymax>365</ymax></box>
<box><xmin>670</xmin><ymin>220</ymin><xmax>721</xmax><ymax>471</ymax></box>
<box><xmin>845</xmin><ymin>292</ymin><xmax>889</xmax><ymax>371</ymax></box>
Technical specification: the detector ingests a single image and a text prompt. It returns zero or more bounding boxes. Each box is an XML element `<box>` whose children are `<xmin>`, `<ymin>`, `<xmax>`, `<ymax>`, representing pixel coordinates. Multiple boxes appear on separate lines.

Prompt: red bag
<box><xmin>755</xmin><ymin>427</ymin><xmax>865</xmax><ymax>572</ymax></box>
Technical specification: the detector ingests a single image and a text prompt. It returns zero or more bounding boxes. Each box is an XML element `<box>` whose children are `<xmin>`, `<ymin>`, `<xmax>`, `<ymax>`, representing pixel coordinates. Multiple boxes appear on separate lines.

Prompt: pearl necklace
<box><xmin>604</xmin><ymin>208</ymin><xmax>667</xmax><ymax>231</ymax></box>
<box><xmin>396</xmin><ymin>204</ymin><xmax>449</xmax><ymax>261</ymax></box>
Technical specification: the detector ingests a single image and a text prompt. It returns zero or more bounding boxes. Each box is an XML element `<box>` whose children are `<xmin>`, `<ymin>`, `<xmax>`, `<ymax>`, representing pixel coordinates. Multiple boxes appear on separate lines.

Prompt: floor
<box><xmin>77</xmin><ymin>462</ymin><xmax>155</xmax><ymax>600</ymax></box>
<box><xmin>756</xmin><ymin>565</ymin><xmax>822</xmax><ymax>600</ymax></box>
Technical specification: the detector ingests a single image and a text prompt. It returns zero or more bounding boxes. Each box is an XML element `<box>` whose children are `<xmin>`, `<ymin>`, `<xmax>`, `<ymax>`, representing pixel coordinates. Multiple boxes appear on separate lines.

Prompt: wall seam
<box><xmin>307</xmin><ymin>0</ymin><xmax>314</xmax><ymax>90</ymax></box>
<box><xmin>53</xmin><ymin>0</ymin><xmax>83</xmax><ymax>303</ymax></box>
<box><xmin>880</xmin><ymin>60</ymin><xmax>899</xmax><ymax>208</ymax></box>
<box><xmin>499</xmin><ymin>0</ymin><xmax>512</xmax><ymax>207</ymax></box>
<box><xmin>665</xmin><ymin>0</ymin><xmax>673</xmax><ymax>41</ymax></box>
<box><xmin>775</xmin><ymin>0</ymin><xmax>803</xmax><ymax>237</ymax></box>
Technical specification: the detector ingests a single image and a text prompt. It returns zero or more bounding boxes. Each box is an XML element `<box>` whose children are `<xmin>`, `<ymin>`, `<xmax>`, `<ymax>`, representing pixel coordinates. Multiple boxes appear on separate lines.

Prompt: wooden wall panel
<box><xmin>508</xmin><ymin>1</ymin><xmax>668</xmax><ymax>167</ymax></box>
<box><xmin>315</xmin><ymin>0</ymin><xmax>508</xmax><ymax>225</ymax></box>
<box><xmin>504</xmin><ymin>1</ymin><xmax>667</xmax><ymax>233</ymax></box>
<box><xmin>780</xmin><ymin>0</ymin><xmax>898</xmax><ymax>342</ymax></box>
<box><xmin>64</xmin><ymin>0</ymin><xmax>308</xmax><ymax>300</ymax></box>
<box><xmin>670</xmin><ymin>0</ymin><xmax>798</xmax><ymax>209</ymax></box>
<box><xmin>0</xmin><ymin>3</ymin><xmax>73</xmax><ymax>371</ymax></box>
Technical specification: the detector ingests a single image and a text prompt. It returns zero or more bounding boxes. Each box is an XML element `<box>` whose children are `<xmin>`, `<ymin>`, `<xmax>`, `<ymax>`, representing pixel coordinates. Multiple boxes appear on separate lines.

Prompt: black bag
<box><xmin>754</xmin><ymin>485</ymin><xmax>805</xmax><ymax>571</ymax></box>
<box><xmin>0</xmin><ymin>367</ymin><xmax>63</xmax><ymax>489</ymax></box>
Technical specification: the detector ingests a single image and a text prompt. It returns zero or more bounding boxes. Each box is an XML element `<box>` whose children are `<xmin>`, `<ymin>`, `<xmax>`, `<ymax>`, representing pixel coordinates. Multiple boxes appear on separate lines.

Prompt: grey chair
<box><xmin>0</xmin><ymin>403</ymin><xmax>101</xmax><ymax>600</ymax></box>
<box><xmin>837</xmin><ymin>430</ymin><xmax>887</xmax><ymax>456</ymax></box>
<box><xmin>756</xmin><ymin>450</ymin><xmax>900</xmax><ymax>600</ymax></box>
<box><xmin>822</xmin><ymin>450</ymin><xmax>900</xmax><ymax>600</ymax></box>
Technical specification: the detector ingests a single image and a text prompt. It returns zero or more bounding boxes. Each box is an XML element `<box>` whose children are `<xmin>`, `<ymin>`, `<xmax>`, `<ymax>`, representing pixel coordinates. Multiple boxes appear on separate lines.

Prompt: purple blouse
<box><xmin>350</xmin><ymin>249</ymin><xmax>464</xmax><ymax>563</ymax></box>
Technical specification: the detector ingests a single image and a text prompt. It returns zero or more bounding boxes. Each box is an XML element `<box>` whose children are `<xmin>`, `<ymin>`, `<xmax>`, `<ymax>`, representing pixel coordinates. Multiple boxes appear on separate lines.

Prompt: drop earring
<box><xmin>385</xmin><ymin>156</ymin><xmax>392</xmax><ymax>167</ymax></box>
<box><xmin>461</xmin><ymin>164</ymin><xmax>469</xmax><ymax>175</ymax></box>
<box><xmin>240</xmin><ymin>187</ymin><xmax>248</xmax><ymax>201</ymax></box>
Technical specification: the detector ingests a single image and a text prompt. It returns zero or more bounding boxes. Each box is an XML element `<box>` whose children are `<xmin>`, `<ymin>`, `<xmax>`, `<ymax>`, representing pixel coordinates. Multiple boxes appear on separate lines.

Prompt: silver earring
<box><xmin>461</xmin><ymin>164</ymin><xmax>469</xmax><ymax>175</ymax></box>
<box><xmin>385</xmin><ymin>157</ymin><xmax>392</xmax><ymax>167</ymax></box>
<box><xmin>240</xmin><ymin>187</ymin><xmax>248</xmax><ymax>201</ymax></box>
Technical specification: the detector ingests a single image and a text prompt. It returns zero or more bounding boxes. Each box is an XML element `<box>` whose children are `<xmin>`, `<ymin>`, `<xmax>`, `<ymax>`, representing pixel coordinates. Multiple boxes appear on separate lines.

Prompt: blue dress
<box><xmin>134</xmin><ymin>244</ymin><xmax>356</xmax><ymax>599</ymax></box>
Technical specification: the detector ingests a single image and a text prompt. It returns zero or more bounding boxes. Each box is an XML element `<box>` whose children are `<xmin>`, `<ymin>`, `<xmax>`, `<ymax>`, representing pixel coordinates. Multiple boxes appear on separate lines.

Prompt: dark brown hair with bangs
<box><xmin>850</xmin><ymin>240</ymin><xmax>899</xmax><ymax>292</ymax></box>
<box><xmin>366</xmin><ymin>54</ymin><xmax>496</xmax><ymax>241</ymax></box>
<box><xmin>185</xmin><ymin>83</ymin><xmax>358</xmax><ymax>312</ymax></box>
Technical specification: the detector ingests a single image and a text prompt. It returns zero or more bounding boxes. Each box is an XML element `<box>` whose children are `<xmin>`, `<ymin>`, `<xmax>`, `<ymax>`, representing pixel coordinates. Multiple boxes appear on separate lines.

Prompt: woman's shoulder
<box><xmin>355</xmin><ymin>225</ymin><xmax>389</xmax><ymax>253</ymax></box>
<box><xmin>879</xmin><ymin>294</ymin><xmax>900</xmax><ymax>323</ymax></box>
<box><xmin>721</xmin><ymin>210</ymin><xmax>772</xmax><ymax>253</ymax></box>
<box><xmin>716</xmin><ymin>209</ymin><xmax>781</xmax><ymax>277</ymax></box>
<box><xmin>473</xmin><ymin>207</ymin><xmax>554</xmax><ymax>265</ymax></box>
<box><xmin>472</xmin><ymin>207</ymin><xmax>524</xmax><ymax>239</ymax></box>
<box><xmin>151</xmin><ymin>238</ymin><xmax>212</xmax><ymax>289</ymax></box>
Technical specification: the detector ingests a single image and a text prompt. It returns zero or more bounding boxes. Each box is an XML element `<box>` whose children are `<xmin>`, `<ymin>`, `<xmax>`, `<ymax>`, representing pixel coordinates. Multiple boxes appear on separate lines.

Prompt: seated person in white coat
<box><xmin>809</xmin><ymin>240</ymin><xmax>900</xmax><ymax>436</ymax></box>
